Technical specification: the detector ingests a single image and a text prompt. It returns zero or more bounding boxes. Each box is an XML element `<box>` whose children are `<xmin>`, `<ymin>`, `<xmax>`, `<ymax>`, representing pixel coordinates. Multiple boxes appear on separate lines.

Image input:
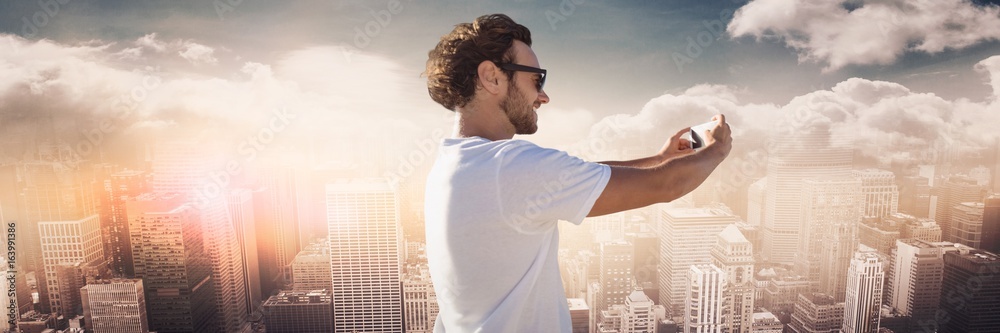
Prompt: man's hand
<box><xmin>700</xmin><ymin>114</ymin><xmax>733</xmax><ymax>158</ymax></box>
<box><xmin>656</xmin><ymin>127</ymin><xmax>696</xmax><ymax>162</ymax></box>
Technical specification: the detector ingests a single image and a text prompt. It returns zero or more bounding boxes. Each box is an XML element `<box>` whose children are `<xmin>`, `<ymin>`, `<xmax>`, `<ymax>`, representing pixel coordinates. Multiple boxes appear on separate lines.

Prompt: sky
<box><xmin>1</xmin><ymin>0</ymin><xmax>999</xmax><ymax>172</ymax></box>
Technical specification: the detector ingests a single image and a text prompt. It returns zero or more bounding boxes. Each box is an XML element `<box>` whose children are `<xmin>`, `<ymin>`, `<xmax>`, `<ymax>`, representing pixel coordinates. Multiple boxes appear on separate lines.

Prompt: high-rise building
<box><xmin>711</xmin><ymin>225</ymin><xmax>755</xmax><ymax>333</ymax></box>
<box><xmin>127</xmin><ymin>193</ymin><xmax>217</xmax><ymax>333</ymax></box>
<box><xmin>620</xmin><ymin>290</ymin><xmax>656</xmax><ymax>333</ymax></box>
<box><xmin>896</xmin><ymin>213</ymin><xmax>943</xmax><ymax>242</ymax></box>
<box><xmin>291</xmin><ymin>239</ymin><xmax>332</xmax><ymax>291</ymax></box>
<box><xmin>403</xmin><ymin>265</ymin><xmax>438</xmax><ymax>333</ymax></box>
<box><xmin>853</xmin><ymin>169</ymin><xmax>899</xmax><ymax>218</ymax></box>
<box><xmin>53</xmin><ymin>261</ymin><xmax>105</xmax><ymax>319</ymax></box>
<box><xmin>858</xmin><ymin>216</ymin><xmax>901</xmax><ymax>256</ymax></box>
<box><xmin>984</xmin><ymin>195</ymin><xmax>1000</xmax><ymax>254</ymax></box>
<box><xmin>628</xmin><ymin>232</ymin><xmax>659</xmax><ymax>304</ymax></box>
<box><xmin>567</xmin><ymin>298</ymin><xmax>589</xmax><ymax>333</ymax></box>
<box><xmin>227</xmin><ymin>188</ymin><xmax>262</xmax><ymax>317</ymax></box>
<box><xmin>327</xmin><ymin>179</ymin><xmax>403</xmax><ymax>333</ymax></box>
<box><xmin>101</xmin><ymin>169</ymin><xmax>148</xmax><ymax>277</ymax></box>
<box><xmin>759</xmin><ymin>269</ymin><xmax>811</xmax><ymax>315</ymax></box>
<box><xmin>253</xmin><ymin>168</ymin><xmax>301</xmax><ymax>298</ymax></box>
<box><xmin>38</xmin><ymin>214</ymin><xmax>104</xmax><ymax>316</ymax></box>
<box><xmin>200</xmin><ymin>195</ymin><xmax>249</xmax><ymax>333</ymax></box>
<box><xmin>787</xmin><ymin>293</ymin><xmax>844</xmax><ymax>333</ymax></box>
<box><xmin>20</xmin><ymin>161</ymin><xmax>98</xmax><ymax>313</ymax></box>
<box><xmin>952</xmin><ymin>202</ymin><xmax>985</xmax><ymax>248</ymax></box>
<box><xmin>750</xmin><ymin>312</ymin><xmax>783</xmax><ymax>333</ymax></box>
<box><xmin>842</xmin><ymin>250</ymin><xmax>884</xmax><ymax>333</ymax></box>
<box><xmin>657</xmin><ymin>206</ymin><xmax>735</xmax><ymax>314</ymax></box>
<box><xmin>794</xmin><ymin>178</ymin><xmax>862</xmax><ymax>300</ymax></box>
<box><xmin>262</xmin><ymin>290</ymin><xmax>333</xmax><ymax>333</ymax></box>
<box><xmin>80</xmin><ymin>279</ymin><xmax>149</xmax><ymax>333</ymax></box>
<box><xmin>935</xmin><ymin>175</ymin><xmax>986</xmax><ymax>242</ymax></box>
<box><xmin>746</xmin><ymin>178</ymin><xmax>766</xmax><ymax>227</ymax></box>
<box><xmin>597</xmin><ymin>240</ymin><xmax>633</xmax><ymax>322</ymax></box>
<box><xmin>887</xmin><ymin>239</ymin><xmax>963</xmax><ymax>324</ymax></box>
<box><xmin>898</xmin><ymin>175</ymin><xmax>931</xmax><ymax>218</ymax></box>
<box><xmin>761</xmin><ymin>127</ymin><xmax>852</xmax><ymax>264</ymax></box>
<box><xmin>938</xmin><ymin>248</ymin><xmax>1000</xmax><ymax>333</ymax></box>
<box><xmin>684</xmin><ymin>264</ymin><xmax>725</xmax><ymax>333</ymax></box>
<box><xmin>591</xmin><ymin>213</ymin><xmax>626</xmax><ymax>245</ymax></box>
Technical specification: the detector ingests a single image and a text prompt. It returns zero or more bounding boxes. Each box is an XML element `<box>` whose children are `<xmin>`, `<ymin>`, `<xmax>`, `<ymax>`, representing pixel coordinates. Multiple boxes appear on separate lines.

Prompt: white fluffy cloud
<box><xmin>178</xmin><ymin>41</ymin><xmax>217</xmax><ymax>65</ymax></box>
<box><xmin>728</xmin><ymin>0</ymin><xmax>1000</xmax><ymax>71</ymax></box>
<box><xmin>976</xmin><ymin>55</ymin><xmax>1000</xmax><ymax>98</ymax></box>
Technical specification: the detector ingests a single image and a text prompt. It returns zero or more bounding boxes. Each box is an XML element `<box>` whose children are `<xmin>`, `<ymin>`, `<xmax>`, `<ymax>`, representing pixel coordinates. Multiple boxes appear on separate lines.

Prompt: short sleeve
<box><xmin>496</xmin><ymin>141</ymin><xmax>611</xmax><ymax>233</ymax></box>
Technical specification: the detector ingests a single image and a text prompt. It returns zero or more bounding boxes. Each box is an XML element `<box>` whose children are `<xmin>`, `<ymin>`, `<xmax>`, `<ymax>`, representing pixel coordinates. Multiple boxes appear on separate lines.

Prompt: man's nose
<box><xmin>537</xmin><ymin>89</ymin><xmax>550</xmax><ymax>104</ymax></box>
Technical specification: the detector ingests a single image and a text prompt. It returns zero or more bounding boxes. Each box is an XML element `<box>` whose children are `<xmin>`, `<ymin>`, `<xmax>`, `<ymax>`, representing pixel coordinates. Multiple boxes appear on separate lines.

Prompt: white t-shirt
<box><xmin>424</xmin><ymin>136</ymin><xmax>611</xmax><ymax>333</ymax></box>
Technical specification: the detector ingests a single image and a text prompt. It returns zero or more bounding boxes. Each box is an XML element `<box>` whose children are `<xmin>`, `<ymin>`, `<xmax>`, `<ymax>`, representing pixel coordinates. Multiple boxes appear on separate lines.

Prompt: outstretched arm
<box><xmin>587</xmin><ymin>115</ymin><xmax>732</xmax><ymax>217</ymax></box>
<box><xmin>597</xmin><ymin>127</ymin><xmax>695</xmax><ymax>168</ymax></box>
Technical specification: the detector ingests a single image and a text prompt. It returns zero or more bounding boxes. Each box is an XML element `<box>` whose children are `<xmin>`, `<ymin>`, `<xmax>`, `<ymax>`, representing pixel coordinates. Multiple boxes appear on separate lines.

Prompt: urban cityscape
<box><xmin>2</xmin><ymin>0</ymin><xmax>1000</xmax><ymax>333</ymax></box>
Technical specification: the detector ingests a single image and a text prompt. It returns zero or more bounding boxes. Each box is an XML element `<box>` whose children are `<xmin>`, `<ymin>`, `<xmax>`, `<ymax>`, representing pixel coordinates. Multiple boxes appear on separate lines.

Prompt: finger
<box><xmin>672</xmin><ymin>127</ymin><xmax>691</xmax><ymax>139</ymax></box>
<box><xmin>713</xmin><ymin>113</ymin><xmax>727</xmax><ymax>125</ymax></box>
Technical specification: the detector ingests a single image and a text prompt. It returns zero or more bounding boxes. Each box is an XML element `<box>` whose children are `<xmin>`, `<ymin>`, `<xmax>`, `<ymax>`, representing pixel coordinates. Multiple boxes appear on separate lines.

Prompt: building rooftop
<box><xmin>627</xmin><ymin>290</ymin><xmax>651</xmax><ymax>303</ymax></box>
<box><xmin>718</xmin><ymin>224</ymin><xmax>749</xmax><ymax>244</ymax></box>
<box><xmin>567</xmin><ymin>298</ymin><xmax>589</xmax><ymax>311</ymax></box>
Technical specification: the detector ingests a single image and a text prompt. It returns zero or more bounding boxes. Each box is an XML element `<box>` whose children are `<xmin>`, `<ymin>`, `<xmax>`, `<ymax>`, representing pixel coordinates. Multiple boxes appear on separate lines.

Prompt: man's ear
<box><xmin>477</xmin><ymin>61</ymin><xmax>503</xmax><ymax>95</ymax></box>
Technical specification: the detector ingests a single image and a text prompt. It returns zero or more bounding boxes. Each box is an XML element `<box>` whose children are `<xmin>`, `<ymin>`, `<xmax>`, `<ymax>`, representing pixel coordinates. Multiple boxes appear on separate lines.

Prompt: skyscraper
<box><xmin>794</xmin><ymin>178</ymin><xmax>862</xmax><ymax>299</ymax></box>
<box><xmin>80</xmin><ymin>279</ymin><xmax>149</xmax><ymax>333</ymax></box>
<box><xmin>620</xmin><ymin>290</ymin><xmax>656</xmax><ymax>333</ymax></box>
<box><xmin>896</xmin><ymin>213</ymin><xmax>943</xmax><ymax>242</ymax></box>
<box><xmin>37</xmin><ymin>214</ymin><xmax>104</xmax><ymax>317</ymax></box>
<box><xmin>657</xmin><ymin>206</ymin><xmax>735</xmax><ymax>314</ymax></box>
<box><xmin>200</xmin><ymin>196</ymin><xmax>249</xmax><ymax>333</ymax></box>
<box><xmin>842</xmin><ymin>250</ymin><xmax>883</xmax><ymax>333</ymax></box>
<box><xmin>253</xmin><ymin>168</ymin><xmax>301</xmax><ymax>298</ymax></box>
<box><xmin>887</xmin><ymin>239</ymin><xmax>963</xmax><ymax>325</ymax></box>
<box><xmin>983</xmin><ymin>194</ymin><xmax>1000</xmax><ymax>254</ymax></box>
<box><xmin>952</xmin><ymin>202</ymin><xmax>985</xmax><ymax>248</ymax></box>
<box><xmin>858</xmin><ymin>216</ymin><xmax>901</xmax><ymax>256</ymax></box>
<box><xmin>597</xmin><ymin>240</ymin><xmax>633</xmax><ymax>323</ymax></box>
<box><xmin>101</xmin><ymin>169</ymin><xmax>148</xmax><ymax>277</ymax></box>
<box><xmin>227</xmin><ymin>188</ymin><xmax>262</xmax><ymax>317</ymax></box>
<box><xmin>403</xmin><ymin>265</ymin><xmax>438</xmax><ymax>333</ymax></box>
<box><xmin>761</xmin><ymin>127</ymin><xmax>853</xmax><ymax>264</ymax></box>
<box><xmin>326</xmin><ymin>179</ymin><xmax>403</xmax><ymax>333</ymax></box>
<box><xmin>567</xmin><ymin>298</ymin><xmax>589</xmax><ymax>333</ymax></box>
<box><xmin>787</xmin><ymin>293</ymin><xmax>844</xmax><ymax>333</ymax></box>
<box><xmin>262</xmin><ymin>290</ymin><xmax>333</xmax><ymax>333</ymax></box>
<box><xmin>291</xmin><ymin>239</ymin><xmax>332</xmax><ymax>291</ymax></box>
<box><xmin>711</xmin><ymin>225</ymin><xmax>755</xmax><ymax>333</ymax></box>
<box><xmin>852</xmin><ymin>169</ymin><xmax>899</xmax><ymax>218</ymax></box>
<box><xmin>935</xmin><ymin>175</ymin><xmax>986</xmax><ymax>242</ymax></box>
<box><xmin>684</xmin><ymin>264</ymin><xmax>725</xmax><ymax>333</ymax></box>
<box><xmin>127</xmin><ymin>193</ymin><xmax>217</xmax><ymax>333</ymax></box>
<box><xmin>937</xmin><ymin>248</ymin><xmax>1000</xmax><ymax>333</ymax></box>
<box><xmin>746</xmin><ymin>178</ymin><xmax>766</xmax><ymax>227</ymax></box>
<box><xmin>898</xmin><ymin>175</ymin><xmax>931</xmax><ymax>218</ymax></box>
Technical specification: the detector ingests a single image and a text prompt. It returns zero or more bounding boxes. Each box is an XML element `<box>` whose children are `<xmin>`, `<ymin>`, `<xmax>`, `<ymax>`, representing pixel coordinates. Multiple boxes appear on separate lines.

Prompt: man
<box><xmin>423</xmin><ymin>14</ymin><xmax>732</xmax><ymax>332</ymax></box>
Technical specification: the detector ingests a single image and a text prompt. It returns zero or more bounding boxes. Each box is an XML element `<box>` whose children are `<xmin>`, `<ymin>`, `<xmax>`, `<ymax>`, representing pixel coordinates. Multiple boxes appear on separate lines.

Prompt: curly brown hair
<box><xmin>425</xmin><ymin>14</ymin><xmax>532</xmax><ymax>111</ymax></box>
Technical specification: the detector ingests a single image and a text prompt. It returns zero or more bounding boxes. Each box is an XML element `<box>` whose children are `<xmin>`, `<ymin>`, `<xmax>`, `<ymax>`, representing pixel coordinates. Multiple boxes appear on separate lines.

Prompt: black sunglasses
<box><xmin>495</xmin><ymin>62</ymin><xmax>547</xmax><ymax>91</ymax></box>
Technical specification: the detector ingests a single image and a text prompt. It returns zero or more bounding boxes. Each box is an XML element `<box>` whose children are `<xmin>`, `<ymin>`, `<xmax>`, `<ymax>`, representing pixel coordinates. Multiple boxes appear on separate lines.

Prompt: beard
<box><xmin>500</xmin><ymin>81</ymin><xmax>537</xmax><ymax>135</ymax></box>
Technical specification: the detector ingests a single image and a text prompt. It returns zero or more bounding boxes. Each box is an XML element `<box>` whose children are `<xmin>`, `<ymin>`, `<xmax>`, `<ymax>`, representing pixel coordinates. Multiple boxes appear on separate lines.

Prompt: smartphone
<box><xmin>689</xmin><ymin>121</ymin><xmax>717</xmax><ymax>149</ymax></box>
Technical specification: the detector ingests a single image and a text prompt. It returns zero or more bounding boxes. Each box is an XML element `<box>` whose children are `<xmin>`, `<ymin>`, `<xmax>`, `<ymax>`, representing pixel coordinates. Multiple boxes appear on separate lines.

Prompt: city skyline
<box><xmin>1</xmin><ymin>0</ymin><xmax>1000</xmax><ymax>332</ymax></box>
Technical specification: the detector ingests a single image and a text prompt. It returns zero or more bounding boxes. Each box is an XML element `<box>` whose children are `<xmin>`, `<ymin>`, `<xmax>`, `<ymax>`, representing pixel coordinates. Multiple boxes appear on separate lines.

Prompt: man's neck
<box><xmin>453</xmin><ymin>104</ymin><xmax>515</xmax><ymax>141</ymax></box>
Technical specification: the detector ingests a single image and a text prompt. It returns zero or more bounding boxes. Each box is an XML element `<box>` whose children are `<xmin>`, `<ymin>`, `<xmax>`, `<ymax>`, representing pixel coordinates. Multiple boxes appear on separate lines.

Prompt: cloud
<box><xmin>727</xmin><ymin>0</ymin><xmax>1000</xmax><ymax>71</ymax></box>
<box><xmin>975</xmin><ymin>55</ymin><xmax>1000</xmax><ymax>98</ymax></box>
<box><xmin>178</xmin><ymin>41</ymin><xmax>217</xmax><ymax>65</ymax></box>
<box><xmin>136</xmin><ymin>33</ymin><xmax>167</xmax><ymax>52</ymax></box>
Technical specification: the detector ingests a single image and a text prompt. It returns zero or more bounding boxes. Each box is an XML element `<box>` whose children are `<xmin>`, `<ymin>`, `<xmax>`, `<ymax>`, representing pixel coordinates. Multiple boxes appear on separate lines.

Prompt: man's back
<box><xmin>424</xmin><ymin>136</ymin><xmax>610</xmax><ymax>332</ymax></box>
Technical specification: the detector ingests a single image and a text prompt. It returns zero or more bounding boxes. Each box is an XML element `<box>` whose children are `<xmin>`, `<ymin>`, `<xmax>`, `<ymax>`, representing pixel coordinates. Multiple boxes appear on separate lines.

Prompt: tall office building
<box><xmin>227</xmin><ymin>188</ymin><xmax>262</xmax><ymax>317</ymax></box>
<box><xmin>101</xmin><ymin>169</ymin><xmax>148</xmax><ymax>277</ymax></box>
<box><xmin>597</xmin><ymin>240</ymin><xmax>633</xmax><ymax>322</ymax></box>
<box><xmin>984</xmin><ymin>194</ymin><xmax>1000</xmax><ymax>254</ymax></box>
<box><xmin>887</xmin><ymin>240</ymin><xmax>963</xmax><ymax>323</ymax></box>
<box><xmin>898</xmin><ymin>175</ymin><xmax>932</xmax><ymax>218</ymax></box>
<box><xmin>657</xmin><ymin>206</ymin><xmax>735</xmax><ymax>314</ymax></box>
<box><xmin>53</xmin><ymin>261</ymin><xmax>105</xmax><ymax>319</ymax></box>
<box><xmin>567</xmin><ymin>298</ymin><xmax>589</xmax><ymax>333</ymax></box>
<box><xmin>787</xmin><ymin>293</ymin><xmax>844</xmax><ymax>333</ymax></box>
<box><xmin>746</xmin><ymin>178</ymin><xmax>766</xmax><ymax>227</ymax></box>
<box><xmin>761</xmin><ymin>127</ymin><xmax>853</xmax><ymax>264</ymax></box>
<box><xmin>794</xmin><ymin>178</ymin><xmax>862</xmax><ymax>299</ymax></box>
<box><xmin>842</xmin><ymin>250</ymin><xmax>884</xmax><ymax>333</ymax></box>
<box><xmin>628</xmin><ymin>231</ymin><xmax>659</xmax><ymax>304</ymax></box>
<box><xmin>403</xmin><ymin>265</ymin><xmax>438</xmax><ymax>333</ymax></box>
<box><xmin>853</xmin><ymin>169</ymin><xmax>899</xmax><ymax>218</ymax></box>
<box><xmin>291</xmin><ymin>239</ymin><xmax>332</xmax><ymax>291</ymax></box>
<box><xmin>751</xmin><ymin>312</ymin><xmax>783</xmax><ymax>333</ymax></box>
<box><xmin>201</xmin><ymin>196</ymin><xmax>249</xmax><ymax>333</ymax></box>
<box><xmin>326</xmin><ymin>179</ymin><xmax>403</xmax><ymax>333</ymax></box>
<box><xmin>620</xmin><ymin>290</ymin><xmax>656</xmax><ymax>333</ymax></box>
<box><xmin>38</xmin><ymin>214</ymin><xmax>104</xmax><ymax>316</ymax></box>
<box><xmin>20</xmin><ymin>161</ymin><xmax>97</xmax><ymax>313</ymax></box>
<box><xmin>684</xmin><ymin>264</ymin><xmax>725</xmax><ymax>333</ymax></box>
<box><xmin>262</xmin><ymin>290</ymin><xmax>333</xmax><ymax>333</ymax></box>
<box><xmin>952</xmin><ymin>202</ymin><xmax>985</xmax><ymax>248</ymax></box>
<box><xmin>80</xmin><ymin>279</ymin><xmax>149</xmax><ymax>333</ymax></box>
<box><xmin>591</xmin><ymin>212</ymin><xmax>626</xmax><ymax>244</ymax></box>
<box><xmin>711</xmin><ymin>225</ymin><xmax>755</xmax><ymax>333</ymax></box>
<box><xmin>935</xmin><ymin>175</ymin><xmax>986</xmax><ymax>242</ymax></box>
<box><xmin>858</xmin><ymin>216</ymin><xmax>901</xmax><ymax>256</ymax></box>
<box><xmin>127</xmin><ymin>193</ymin><xmax>217</xmax><ymax>333</ymax></box>
<box><xmin>938</xmin><ymin>248</ymin><xmax>1000</xmax><ymax>333</ymax></box>
<box><xmin>897</xmin><ymin>213</ymin><xmax>943</xmax><ymax>242</ymax></box>
<box><xmin>253</xmin><ymin>167</ymin><xmax>301</xmax><ymax>298</ymax></box>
